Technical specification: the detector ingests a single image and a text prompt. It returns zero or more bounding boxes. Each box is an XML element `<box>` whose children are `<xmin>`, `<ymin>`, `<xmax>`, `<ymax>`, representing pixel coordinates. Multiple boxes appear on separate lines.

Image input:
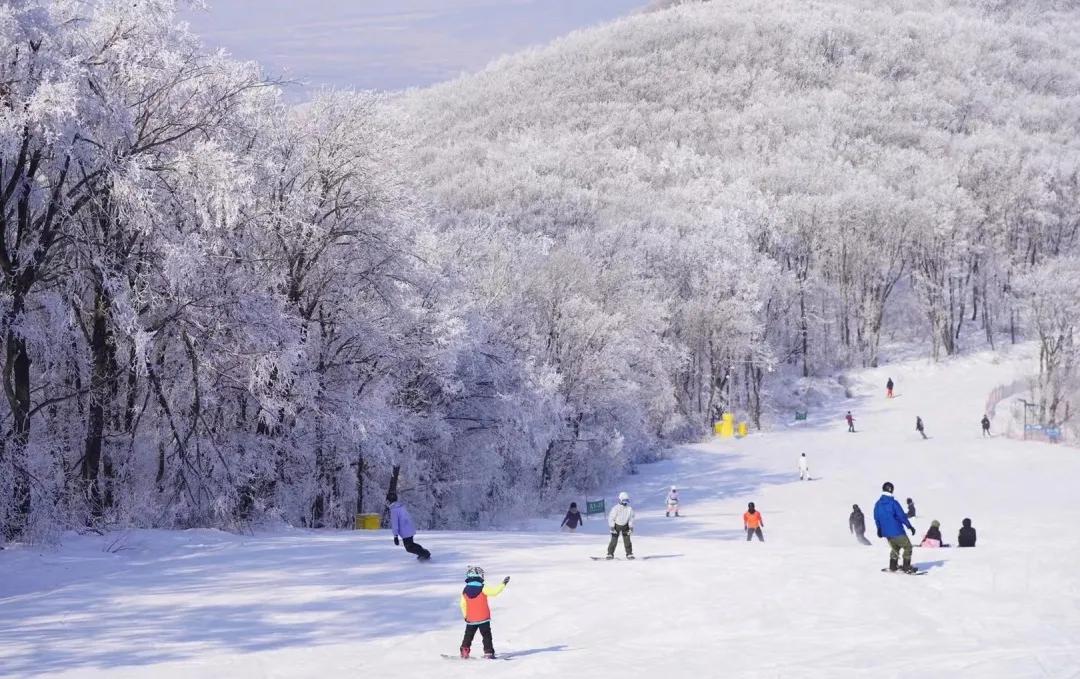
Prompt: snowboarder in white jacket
<box><xmin>798</xmin><ymin>453</ymin><xmax>810</xmax><ymax>481</ymax></box>
<box><xmin>666</xmin><ymin>486</ymin><xmax>680</xmax><ymax>517</ymax></box>
<box><xmin>607</xmin><ymin>491</ymin><xmax>635</xmax><ymax>559</ymax></box>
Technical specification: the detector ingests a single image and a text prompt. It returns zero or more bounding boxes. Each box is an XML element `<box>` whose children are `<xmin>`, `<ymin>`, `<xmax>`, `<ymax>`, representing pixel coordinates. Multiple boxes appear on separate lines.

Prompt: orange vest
<box><xmin>463</xmin><ymin>591</ymin><xmax>491</xmax><ymax>623</ymax></box>
<box><xmin>744</xmin><ymin>511</ymin><xmax>763</xmax><ymax>528</ymax></box>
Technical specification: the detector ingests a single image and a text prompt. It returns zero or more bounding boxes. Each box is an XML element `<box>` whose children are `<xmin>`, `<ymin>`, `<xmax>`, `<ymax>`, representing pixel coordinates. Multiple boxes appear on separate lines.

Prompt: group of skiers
<box><xmin>381</xmin><ymin>370</ymin><xmax>992</xmax><ymax>658</ymax></box>
<box><xmin>844</xmin><ymin>378</ymin><xmax>995</xmax><ymax>439</ymax></box>
<box><xmin>868</xmin><ymin>482</ymin><xmax>977</xmax><ymax>572</ymax></box>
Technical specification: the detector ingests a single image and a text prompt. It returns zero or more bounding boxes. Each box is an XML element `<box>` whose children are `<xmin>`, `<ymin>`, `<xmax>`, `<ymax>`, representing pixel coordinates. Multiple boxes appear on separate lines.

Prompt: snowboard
<box><xmin>441</xmin><ymin>654</ymin><xmax>511</xmax><ymax>662</ymax></box>
<box><xmin>881</xmin><ymin>568</ymin><xmax>926</xmax><ymax>576</ymax></box>
<box><xmin>590</xmin><ymin>555</ymin><xmax>663</xmax><ymax>561</ymax></box>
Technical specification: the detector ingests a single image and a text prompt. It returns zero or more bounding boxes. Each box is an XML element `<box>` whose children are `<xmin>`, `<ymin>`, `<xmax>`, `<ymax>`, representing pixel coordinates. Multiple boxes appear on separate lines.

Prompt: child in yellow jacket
<box><xmin>459</xmin><ymin>566</ymin><xmax>510</xmax><ymax>659</ymax></box>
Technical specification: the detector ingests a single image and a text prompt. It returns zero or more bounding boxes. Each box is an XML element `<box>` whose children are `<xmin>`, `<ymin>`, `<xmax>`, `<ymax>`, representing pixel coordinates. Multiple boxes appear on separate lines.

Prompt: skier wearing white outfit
<box><xmin>798</xmin><ymin>453</ymin><xmax>809</xmax><ymax>481</ymax></box>
<box><xmin>666</xmin><ymin>486</ymin><xmax>680</xmax><ymax>517</ymax></box>
<box><xmin>606</xmin><ymin>492</ymin><xmax>635</xmax><ymax>559</ymax></box>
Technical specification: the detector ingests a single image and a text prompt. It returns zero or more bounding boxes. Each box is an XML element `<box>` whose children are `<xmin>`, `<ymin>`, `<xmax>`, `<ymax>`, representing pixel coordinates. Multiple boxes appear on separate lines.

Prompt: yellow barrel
<box><xmin>720</xmin><ymin>413</ymin><xmax>735</xmax><ymax>438</ymax></box>
<box><xmin>355</xmin><ymin>513</ymin><xmax>381</xmax><ymax>530</ymax></box>
<box><xmin>737</xmin><ymin>421</ymin><xmax>748</xmax><ymax>437</ymax></box>
<box><xmin>713</xmin><ymin>421</ymin><xmax>723</xmax><ymax>435</ymax></box>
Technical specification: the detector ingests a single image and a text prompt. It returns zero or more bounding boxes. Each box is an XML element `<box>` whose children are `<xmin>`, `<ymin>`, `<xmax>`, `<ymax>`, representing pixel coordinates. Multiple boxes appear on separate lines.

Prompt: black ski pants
<box><xmin>746</xmin><ymin>527</ymin><xmax>764</xmax><ymax>542</ymax></box>
<box><xmin>607</xmin><ymin>524</ymin><xmax>633</xmax><ymax>557</ymax></box>
<box><xmin>462</xmin><ymin>622</ymin><xmax>494</xmax><ymax>655</ymax></box>
<box><xmin>854</xmin><ymin>530</ymin><xmax>871</xmax><ymax>546</ymax></box>
<box><xmin>402</xmin><ymin>536</ymin><xmax>430</xmax><ymax>559</ymax></box>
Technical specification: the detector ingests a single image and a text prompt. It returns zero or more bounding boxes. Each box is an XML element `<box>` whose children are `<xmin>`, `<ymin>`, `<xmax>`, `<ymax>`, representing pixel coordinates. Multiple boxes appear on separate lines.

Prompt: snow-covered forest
<box><xmin>2</xmin><ymin>0</ymin><xmax>1079</xmax><ymax>540</ymax></box>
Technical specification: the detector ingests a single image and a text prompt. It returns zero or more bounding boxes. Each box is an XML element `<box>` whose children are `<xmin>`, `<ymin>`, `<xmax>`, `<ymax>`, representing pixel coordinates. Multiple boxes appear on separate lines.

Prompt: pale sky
<box><xmin>183</xmin><ymin>0</ymin><xmax>647</xmax><ymax>96</ymax></box>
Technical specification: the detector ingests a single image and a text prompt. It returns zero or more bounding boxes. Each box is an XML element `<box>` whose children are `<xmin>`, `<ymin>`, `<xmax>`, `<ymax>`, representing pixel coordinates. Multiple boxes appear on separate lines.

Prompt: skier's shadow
<box><xmin>914</xmin><ymin>559</ymin><xmax>947</xmax><ymax>571</ymax></box>
<box><xmin>503</xmin><ymin>644</ymin><xmax>569</xmax><ymax>659</ymax></box>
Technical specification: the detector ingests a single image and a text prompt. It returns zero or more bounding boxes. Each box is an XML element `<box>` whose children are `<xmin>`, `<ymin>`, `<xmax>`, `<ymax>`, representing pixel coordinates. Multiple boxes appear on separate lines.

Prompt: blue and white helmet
<box><xmin>465</xmin><ymin>565</ymin><xmax>485</xmax><ymax>580</ymax></box>
<box><xmin>618</xmin><ymin>491</ymin><xmax>630</xmax><ymax>503</ymax></box>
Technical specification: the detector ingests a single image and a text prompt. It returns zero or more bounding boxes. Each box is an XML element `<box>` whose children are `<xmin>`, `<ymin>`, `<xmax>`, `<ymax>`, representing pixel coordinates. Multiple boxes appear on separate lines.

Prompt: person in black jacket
<box><xmin>916</xmin><ymin>416</ymin><xmax>927</xmax><ymax>439</ymax></box>
<box><xmin>560</xmin><ymin>502</ymin><xmax>584</xmax><ymax>531</ymax></box>
<box><xmin>981</xmin><ymin>415</ymin><xmax>991</xmax><ymax>437</ymax></box>
<box><xmin>906</xmin><ymin>497</ymin><xmax>917</xmax><ymax>518</ymax></box>
<box><xmin>886</xmin><ymin>377</ymin><xmax>894</xmax><ymax>398</ymax></box>
<box><xmin>849</xmin><ymin>504</ymin><xmax>871</xmax><ymax>545</ymax></box>
<box><xmin>958</xmin><ymin>518</ymin><xmax>977</xmax><ymax>547</ymax></box>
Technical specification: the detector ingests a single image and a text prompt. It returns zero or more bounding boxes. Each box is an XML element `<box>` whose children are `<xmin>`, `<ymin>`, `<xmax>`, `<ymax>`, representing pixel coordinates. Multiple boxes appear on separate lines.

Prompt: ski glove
<box><xmin>503</xmin><ymin>576</ymin><xmax>510</xmax><ymax>585</ymax></box>
<box><xmin>393</xmin><ymin>536</ymin><xmax>400</xmax><ymax>546</ymax></box>
<box><xmin>909</xmin><ymin>527</ymin><xmax>916</xmax><ymax>536</ymax></box>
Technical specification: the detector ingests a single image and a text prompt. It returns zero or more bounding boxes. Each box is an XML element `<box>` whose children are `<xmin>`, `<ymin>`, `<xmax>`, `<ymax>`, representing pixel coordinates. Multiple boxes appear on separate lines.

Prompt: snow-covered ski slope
<box><xmin>3</xmin><ymin>347</ymin><xmax>1080</xmax><ymax>679</ymax></box>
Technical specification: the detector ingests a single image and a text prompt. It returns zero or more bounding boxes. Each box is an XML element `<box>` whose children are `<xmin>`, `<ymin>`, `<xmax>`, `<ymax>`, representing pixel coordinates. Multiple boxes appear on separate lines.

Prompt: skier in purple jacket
<box><xmin>388</xmin><ymin>493</ymin><xmax>431</xmax><ymax>560</ymax></box>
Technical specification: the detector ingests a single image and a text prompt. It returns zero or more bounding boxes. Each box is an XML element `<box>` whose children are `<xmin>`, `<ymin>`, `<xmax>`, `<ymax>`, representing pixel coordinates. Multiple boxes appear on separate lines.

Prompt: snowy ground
<box><xmin>3</xmin><ymin>346</ymin><xmax>1080</xmax><ymax>678</ymax></box>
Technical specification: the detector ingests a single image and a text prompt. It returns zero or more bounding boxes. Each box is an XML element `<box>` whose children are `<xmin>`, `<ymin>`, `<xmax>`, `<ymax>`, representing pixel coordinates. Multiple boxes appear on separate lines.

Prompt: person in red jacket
<box><xmin>459</xmin><ymin>566</ymin><xmax>510</xmax><ymax>659</ymax></box>
<box><xmin>744</xmin><ymin>502</ymin><xmax>765</xmax><ymax>542</ymax></box>
<box><xmin>845</xmin><ymin>411</ymin><xmax>855</xmax><ymax>433</ymax></box>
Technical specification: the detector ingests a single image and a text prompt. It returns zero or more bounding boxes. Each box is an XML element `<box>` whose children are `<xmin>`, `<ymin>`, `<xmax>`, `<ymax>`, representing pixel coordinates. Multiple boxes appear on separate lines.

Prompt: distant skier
<box><xmin>798</xmin><ymin>453</ymin><xmax>810</xmax><ymax>480</ymax></box>
<box><xmin>886</xmin><ymin>377</ymin><xmax>894</xmax><ymax>398</ymax></box>
<box><xmin>957</xmin><ymin>518</ymin><xmax>977</xmax><ymax>547</ymax></box>
<box><xmin>906</xmin><ymin>497</ymin><xmax>917</xmax><ymax>518</ymax></box>
<box><xmin>459</xmin><ymin>565</ymin><xmax>510</xmax><ymax>659</ymax></box>
<box><xmin>849</xmin><ymin>504</ymin><xmax>871</xmax><ymax>545</ymax></box>
<box><xmin>560</xmin><ymin>502</ymin><xmax>583</xmax><ymax>532</ymax></box>
<box><xmin>666</xmin><ymin>486</ymin><xmax>680</xmax><ymax>518</ymax></box>
<box><xmin>981</xmin><ymin>415</ymin><xmax>991</xmax><ymax>437</ymax></box>
<box><xmin>744</xmin><ymin>502</ymin><xmax>765</xmax><ymax>542</ymax></box>
<box><xmin>845</xmin><ymin>411</ymin><xmax>855</xmax><ymax>433</ymax></box>
<box><xmin>874</xmin><ymin>481</ymin><xmax>917</xmax><ymax>573</ymax></box>
<box><xmin>388</xmin><ymin>492</ymin><xmax>431</xmax><ymax>561</ymax></box>
<box><xmin>919</xmin><ymin>520</ymin><xmax>949</xmax><ymax>548</ymax></box>
<box><xmin>606</xmin><ymin>491</ymin><xmax>635</xmax><ymax>559</ymax></box>
<box><xmin>916</xmin><ymin>416</ymin><xmax>927</xmax><ymax>439</ymax></box>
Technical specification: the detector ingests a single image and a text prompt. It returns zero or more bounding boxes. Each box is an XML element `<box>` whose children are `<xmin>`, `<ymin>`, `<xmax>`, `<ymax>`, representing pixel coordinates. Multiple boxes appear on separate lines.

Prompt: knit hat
<box><xmin>931</xmin><ymin>520</ymin><xmax>940</xmax><ymax>528</ymax></box>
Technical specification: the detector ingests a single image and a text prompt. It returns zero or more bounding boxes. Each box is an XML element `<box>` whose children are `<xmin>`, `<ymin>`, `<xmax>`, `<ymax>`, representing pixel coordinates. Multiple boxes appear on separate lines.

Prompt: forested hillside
<box><xmin>1</xmin><ymin>0</ymin><xmax>1077</xmax><ymax>540</ymax></box>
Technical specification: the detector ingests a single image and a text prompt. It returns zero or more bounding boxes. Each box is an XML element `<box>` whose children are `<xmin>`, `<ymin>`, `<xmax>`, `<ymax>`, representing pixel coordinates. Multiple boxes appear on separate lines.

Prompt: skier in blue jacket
<box><xmin>873</xmin><ymin>481</ymin><xmax>917</xmax><ymax>573</ymax></box>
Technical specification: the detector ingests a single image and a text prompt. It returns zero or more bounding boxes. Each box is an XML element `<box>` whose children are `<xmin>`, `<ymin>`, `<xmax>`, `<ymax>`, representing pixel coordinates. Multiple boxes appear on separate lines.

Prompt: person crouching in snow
<box><xmin>607</xmin><ymin>491</ymin><xmax>635</xmax><ymax>559</ymax></box>
<box><xmin>958</xmin><ymin>518</ymin><xmax>977</xmax><ymax>547</ymax></box>
<box><xmin>459</xmin><ymin>566</ymin><xmax>510</xmax><ymax>659</ymax></box>
<box><xmin>561</xmin><ymin>502</ymin><xmax>583</xmax><ymax>531</ymax></box>
<box><xmin>874</xmin><ymin>481</ymin><xmax>917</xmax><ymax>573</ymax></box>
<box><xmin>744</xmin><ymin>502</ymin><xmax>764</xmax><ymax>541</ymax></box>
<box><xmin>920</xmin><ymin>520</ymin><xmax>950</xmax><ymax>548</ymax></box>
<box><xmin>388</xmin><ymin>493</ymin><xmax>430</xmax><ymax>561</ymax></box>
<box><xmin>798</xmin><ymin>453</ymin><xmax>810</xmax><ymax>481</ymax></box>
<box><xmin>666</xmin><ymin>486</ymin><xmax>680</xmax><ymax>517</ymax></box>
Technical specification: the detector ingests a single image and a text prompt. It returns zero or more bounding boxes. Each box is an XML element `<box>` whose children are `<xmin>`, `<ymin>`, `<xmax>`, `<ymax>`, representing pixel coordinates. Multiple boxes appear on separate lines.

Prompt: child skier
<box><xmin>958</xmin><ymin>518</ymin><xmax>977</xmax><ymax>547</ymax></box>
<box><xmin>666</xmin><ymin>486</ymin><xmax>680</xmax><ymax>517</ymax></box>
<box><xmin>886</xmin><ymin>377</ymin><xmax>894</xmax><ymax>398</ymax></box>
<box><xmin>919</xmin><ymin>520</ymin><xmax>949</xmax><ymax>548</ymax></box>
<box><xmin>845</xmin><ymin>411</ymin><xmax>855</xmax><ymax>433</ymax></box>
<box><xmin>916</xmin><ymin>416</ymin><xmax>927</xmax><ymax>439</ymax></box>
<box><xmin>459</xmin><ymin>566</ymin><xmax>510</xmax><ymax>659</ymax></box>
<box><xmin>874</xmin><ymin>481</ymin><xmax>917</xmax><ymax>573</ymax></box>
<box><xmin>560</xmin><ymin>502</ymin><xmax>583</xmax><ymax>531</ymax></box>
<box><xmin>606</xmin><ymin>491</ymin><xmax>635</xmax><ymax>559</ymax></box>
<box><xmin>798</xmin><ymin>453</ymin><xmax>810</xmax><ymax>481</ymax></box>
<box><xmin>849</xmin><ymin>504</ymin><xmax>871</xmax><ymax>545</ymax></box>
<box><xmin>906</xmin><ymin>497</ymin><xmax>917</xmax><ymax>518</ymax></box>
<box><xmin>388</xmin><ymin>493</ymin><xmax>431</xmax><ymax>560</ymax></box>
<box><xmin>744</xmin><ymin>502</ymin><xmax>764</xmax><ymax>542</ymax></box>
